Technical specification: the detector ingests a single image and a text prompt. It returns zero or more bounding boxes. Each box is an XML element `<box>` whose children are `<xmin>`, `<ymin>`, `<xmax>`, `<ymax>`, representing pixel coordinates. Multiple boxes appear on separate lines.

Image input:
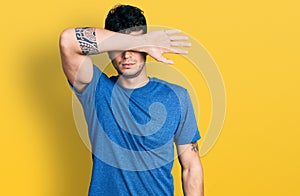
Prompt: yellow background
<box><xmin>1</xmin><ymin>0</ymin><xmax>300</xmax><ymax>195</ymax></box>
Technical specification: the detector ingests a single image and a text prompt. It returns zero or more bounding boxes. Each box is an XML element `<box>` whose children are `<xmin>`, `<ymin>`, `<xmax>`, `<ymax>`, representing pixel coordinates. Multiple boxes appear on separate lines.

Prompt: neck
<box><xmin>117</xmin><ymin>74</ymin><xmax>150</xmax><ymax>89</ymax></box>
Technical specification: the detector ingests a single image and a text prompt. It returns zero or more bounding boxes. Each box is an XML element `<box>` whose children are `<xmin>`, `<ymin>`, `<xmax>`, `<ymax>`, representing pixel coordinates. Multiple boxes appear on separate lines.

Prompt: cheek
<box><xmin>111</xmin><ymin>59</ymin><xmax>120</xmax><ymax>70</ymax></box>
<box><xmin>135</xmin><ymin>53</ymin><xmax>146</xmax><ymax>63</ymax></box>
<box><xmin>110</xmin><ymin>56</ymin><xmax>122</xmax><ymax>68</ymax></box>
<box><xmin>109</xmin><ymin>51</ymin><xmax>122</xmax><ymax>60</ymax></box>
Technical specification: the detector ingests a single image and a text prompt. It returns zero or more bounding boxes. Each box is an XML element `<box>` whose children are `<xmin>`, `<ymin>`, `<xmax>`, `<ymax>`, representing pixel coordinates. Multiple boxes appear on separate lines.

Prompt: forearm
<box><xmin>59</xmin><ymin>27</ymin><xmax>148</xmax><ymax>86</ymax></box>
<box><xmin>60</xmin><ymin>27</ymin><xmax>146</xmax><ymax>55</ymax></box>
<box><xmin>59</xmin><ymin>27</ymin><xmax>189</xmax><ymax>87</ymax></box>
<box><xmin>60</xmin><ymin>27</ymin><xmax>189</xmax><ymax>67</ymax></box>
<box><xmin>182</xmin><ymin>166</ymin><xmax>204</xmax><ymax>196</ymax></box>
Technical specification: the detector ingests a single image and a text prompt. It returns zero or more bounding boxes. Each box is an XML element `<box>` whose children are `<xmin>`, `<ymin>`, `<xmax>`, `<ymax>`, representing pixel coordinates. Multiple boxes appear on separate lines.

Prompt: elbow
<box><xmin>183</xmin><ymin>166</ymin><xmax>203</xmax><ymax>179</ymax></box>
<box><xmin>59</xmin><ymin>28</ymin><xmax>74</xmax><ymax>49</ymax></box>
<box><xmin>182</xmin><ymin>166</ymin><xmax>204</xmax><ymax>195</ymax></box>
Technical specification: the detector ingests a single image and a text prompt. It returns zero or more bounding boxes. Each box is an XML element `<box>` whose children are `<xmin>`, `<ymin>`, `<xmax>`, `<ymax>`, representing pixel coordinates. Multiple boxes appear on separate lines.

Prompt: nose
<box><xmin>122</xmin><ymin>51</ymin><xmax>133</xmax><ymax>59</ymax></box>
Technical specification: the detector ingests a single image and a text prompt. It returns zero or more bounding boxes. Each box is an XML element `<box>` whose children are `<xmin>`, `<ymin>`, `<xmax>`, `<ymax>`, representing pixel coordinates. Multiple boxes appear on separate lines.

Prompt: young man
<box><xmin>60</xmin><ymin>4</ymin><xmax>204</xmax><ymax>196</ymax></box>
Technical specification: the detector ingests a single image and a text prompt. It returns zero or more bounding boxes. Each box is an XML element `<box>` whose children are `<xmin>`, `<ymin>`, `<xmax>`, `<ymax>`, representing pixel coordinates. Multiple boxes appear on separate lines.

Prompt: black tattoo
<box><xmin>75</xmin><ymin>27</ymin><xmax>99</xmax><ymax>55</ymax></box>
<box><xmin>191</xmin><ymin>142</ymin><xmax>199</xmax><ymax>152</ymax></box>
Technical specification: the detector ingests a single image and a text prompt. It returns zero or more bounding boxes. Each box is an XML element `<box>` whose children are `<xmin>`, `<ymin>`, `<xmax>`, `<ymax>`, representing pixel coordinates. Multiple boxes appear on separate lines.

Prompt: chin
<box><xmin>121</xmin><ymin>72</ymin><xmax>140</xmax><ymax>79</ymax></box>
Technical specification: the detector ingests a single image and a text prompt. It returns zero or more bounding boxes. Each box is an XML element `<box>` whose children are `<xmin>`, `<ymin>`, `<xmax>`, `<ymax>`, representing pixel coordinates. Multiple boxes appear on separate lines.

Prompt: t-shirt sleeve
<box><xmin>69</xmin><ymin>65</ymin><xmax>102</xmax><ymax>105</ymax></box>
<box><xmin>174</xmin><ymin>89</ymin><xmax>201</xmax><ymax>145</ymax></box>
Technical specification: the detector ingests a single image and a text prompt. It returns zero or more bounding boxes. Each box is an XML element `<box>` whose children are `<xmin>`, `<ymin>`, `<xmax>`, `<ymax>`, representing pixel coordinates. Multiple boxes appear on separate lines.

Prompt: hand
<box><xmin>139</xmin><ymin>30</ymin><xmax>191</xmax><ymax>64</ymax></box>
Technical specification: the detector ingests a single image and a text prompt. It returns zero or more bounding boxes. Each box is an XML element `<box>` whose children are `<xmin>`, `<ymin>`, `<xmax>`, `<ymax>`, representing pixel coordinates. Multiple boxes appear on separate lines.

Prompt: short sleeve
<box><xmin>69</xmin><ymin>65</ymin><xmax>102</xmax><ymax>106</ymax></box>
<box><xmin>174</xmin><ymin>89</ymin><xmax>201</xmax><ymax>145</ymax></box>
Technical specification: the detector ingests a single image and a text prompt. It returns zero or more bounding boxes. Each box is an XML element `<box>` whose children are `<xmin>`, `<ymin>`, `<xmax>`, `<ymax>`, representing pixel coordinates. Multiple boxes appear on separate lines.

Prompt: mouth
<box><xmin>121</xmin><ymin>62</ymin><xmax>135</xmax><ymax>68</ymax></box>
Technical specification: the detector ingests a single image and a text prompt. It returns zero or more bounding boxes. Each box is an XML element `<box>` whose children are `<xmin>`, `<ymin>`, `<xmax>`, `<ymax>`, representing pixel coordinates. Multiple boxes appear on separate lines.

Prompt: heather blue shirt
<box><xmin>71</xmin><ymin>65</ymin><xmax>200</xmax><ymax>196</ymax></box>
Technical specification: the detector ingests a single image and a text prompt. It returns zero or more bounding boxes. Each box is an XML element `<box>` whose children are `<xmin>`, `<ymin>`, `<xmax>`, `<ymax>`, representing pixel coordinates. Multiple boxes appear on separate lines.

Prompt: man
<box><xmin>60</xmin><ymin>4</ymin><xmax>204</xmax><ymax>196</ymax></box>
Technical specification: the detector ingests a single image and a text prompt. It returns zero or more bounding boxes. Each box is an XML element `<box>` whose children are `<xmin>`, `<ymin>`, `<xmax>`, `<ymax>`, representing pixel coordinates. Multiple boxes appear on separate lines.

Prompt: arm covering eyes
<box><xmin>75</xmin><ymin>27</ymin><xmax>100</xmax><ymax>55</ymax></box>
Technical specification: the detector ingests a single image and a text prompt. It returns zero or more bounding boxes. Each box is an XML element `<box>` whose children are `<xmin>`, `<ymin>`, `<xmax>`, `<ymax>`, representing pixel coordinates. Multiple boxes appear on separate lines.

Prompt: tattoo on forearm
<box><xmin>191</xmin><ymin>142</ymin><xmax>199</xmax><ymax>152</ymax></box>
<box><xmin>75</xmin><ymin>27</ymin><xmax>99</xmax><ymax>55</ymax></box>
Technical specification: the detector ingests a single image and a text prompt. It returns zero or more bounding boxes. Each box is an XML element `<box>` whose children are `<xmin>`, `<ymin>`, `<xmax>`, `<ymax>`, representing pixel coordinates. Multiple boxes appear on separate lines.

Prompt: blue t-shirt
<box><xmin>72</xmin><ymin>65</ymin><xmax>200</xmax><ymax>196</ymax></box>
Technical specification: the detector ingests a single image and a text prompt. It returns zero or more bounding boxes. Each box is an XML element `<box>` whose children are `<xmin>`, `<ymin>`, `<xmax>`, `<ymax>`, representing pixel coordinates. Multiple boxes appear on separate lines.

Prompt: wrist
<box><xmin>130</xmin><ymin>33</ymin><xmax>148</xmax><ymax>53</ymax></box>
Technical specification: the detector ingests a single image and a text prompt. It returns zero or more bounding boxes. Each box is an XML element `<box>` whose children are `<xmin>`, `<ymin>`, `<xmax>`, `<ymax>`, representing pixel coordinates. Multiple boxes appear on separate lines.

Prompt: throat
<box><xmin>117</xmin><ymin>75</ymin><xmax>150</xmax><ymax>89</ymax></box>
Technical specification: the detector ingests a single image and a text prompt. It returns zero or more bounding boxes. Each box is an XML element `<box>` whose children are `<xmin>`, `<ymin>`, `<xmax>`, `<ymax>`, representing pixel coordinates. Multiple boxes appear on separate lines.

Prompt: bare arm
<box><xmin>177</xmin><ymin>142</ymin><xmax>204</xmax><ymax>196</ymax></box>
<box><xmin>59</xmin><ymin>27</ymin><xmax>190</xmax><ymax>92</ymax></box>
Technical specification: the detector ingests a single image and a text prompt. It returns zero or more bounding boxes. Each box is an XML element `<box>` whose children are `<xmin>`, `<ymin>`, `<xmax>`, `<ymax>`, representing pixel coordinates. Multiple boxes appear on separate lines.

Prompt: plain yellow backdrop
<box><xmin>1</xmin><ymin>0</ymin><xmax>300</xmax><ymax>195</ymax></box>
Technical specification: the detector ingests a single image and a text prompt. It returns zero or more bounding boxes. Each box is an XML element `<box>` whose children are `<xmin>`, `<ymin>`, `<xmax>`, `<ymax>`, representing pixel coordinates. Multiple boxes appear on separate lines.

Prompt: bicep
<box><xmin>59</xmin><ymin>28</ymin><xmax>93</xmax><ymax>91</ymax></box>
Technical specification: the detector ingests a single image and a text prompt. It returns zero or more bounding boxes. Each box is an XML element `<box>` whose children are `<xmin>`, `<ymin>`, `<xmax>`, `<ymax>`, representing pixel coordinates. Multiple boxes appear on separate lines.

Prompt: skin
<box><xmin>59</xmin><ymin>28</ymin><xmax>189</xmax><ymax>92</ymax></box>
<box><xmin>177</xmin><ymin>142</ymin><xmax>204</xmax><ymax>196</ymax></box>
<box><xmin>59</xmin><ymin>27</ymin><xmax>203</xmax><ymax>195</ymax></box>
<box><xmin>108</xmin><ymin>30</ymin><xmax>150</xmax><ymax>89</ymax></box>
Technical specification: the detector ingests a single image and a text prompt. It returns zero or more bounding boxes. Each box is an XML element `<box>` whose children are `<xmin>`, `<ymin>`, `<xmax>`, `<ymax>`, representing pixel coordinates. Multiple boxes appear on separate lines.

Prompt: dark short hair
<box><xmin>105</xmin><ymin>4</ymin><xmax>147</xmax><ymax>34</ymax></box>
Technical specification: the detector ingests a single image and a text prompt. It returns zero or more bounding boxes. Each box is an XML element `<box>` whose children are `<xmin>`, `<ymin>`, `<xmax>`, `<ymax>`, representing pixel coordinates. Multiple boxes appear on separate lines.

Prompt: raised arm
<box><xmin>59</xmin><ymin>27</ymin><xmax>190</xmax><ymax>92</ymax></box>
<box><xmin>177</xmin><ymin>142</ymin><xmax>204</xmax><ymax>196</ymax></box>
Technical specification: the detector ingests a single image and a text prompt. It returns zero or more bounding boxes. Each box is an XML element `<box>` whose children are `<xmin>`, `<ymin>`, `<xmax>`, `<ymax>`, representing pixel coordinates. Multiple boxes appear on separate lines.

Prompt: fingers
<box><xmin>163</xmin><ymin>59</ymin><xmax>175</xmax><ymax>64</ymax></box>
<box><xmin>166</xmin><ymin>30</ymin><xmax>191</xmax><ymax>48</ymax></box>
<box><xmin>158</xmin><ymin>56</ymin><xmax>174</xmax><ymax>64</ymax></box>
<box><xmin>164</xmin><ymin>29</ymin><xmax>182</xmax><ymax>35</ymax></box>
<box><xmin>165</xmin><ymin>30</ymin><xmax>189</xmax><ymax>41</ymax></box>
<box><xmin>169</xmin><ymin>35</ymin><xmax>188</xmax><ymax>41</ymax></box>
<box><xmin>154</xmin><ymin>48</ymin><xmax>187</xmax><ymax>65</ymax></box>
<box><xmin>171</xmin><ymin>41</ymin><xmax>192</xmax><ymax>47</ymax></box>
<box><xmin>147</xmin><ymin>29</ymin><xmax>191</xmax><ymax>64</ymax></box>
<box><xmin>169</xmin><ymin>47</ymin><xmax>189</xmax><ymax>54</ymax></box>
